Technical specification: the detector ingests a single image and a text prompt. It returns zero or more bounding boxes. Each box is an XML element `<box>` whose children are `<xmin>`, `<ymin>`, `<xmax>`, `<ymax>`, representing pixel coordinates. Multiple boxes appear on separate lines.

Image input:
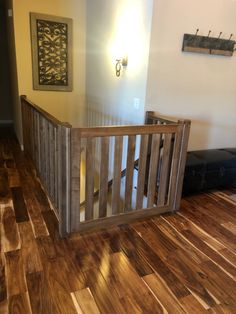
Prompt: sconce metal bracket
<box><xmin>115</xmin><ymin>57</ymin><xmax>128</xmax><ymax>77</ymax></box>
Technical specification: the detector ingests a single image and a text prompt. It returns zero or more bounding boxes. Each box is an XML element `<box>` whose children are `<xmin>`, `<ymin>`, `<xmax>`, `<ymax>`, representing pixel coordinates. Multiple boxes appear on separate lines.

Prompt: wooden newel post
<box><xmin>58</xmin><ymin>124</ymin><xmax>71</xmax><ymax>237</ymax></box>
<box><xmin>173</xmin><ymin>119</ymin><xmax>191</xmax><ymax>212</ymax></box>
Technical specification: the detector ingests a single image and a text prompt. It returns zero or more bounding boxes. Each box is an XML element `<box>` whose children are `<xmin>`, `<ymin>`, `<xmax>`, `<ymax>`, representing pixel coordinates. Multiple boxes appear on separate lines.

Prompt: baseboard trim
<box><xmin>0</xmin><ymin>120</ymin><xmax>13</xmax><ymax>124</ymax></box>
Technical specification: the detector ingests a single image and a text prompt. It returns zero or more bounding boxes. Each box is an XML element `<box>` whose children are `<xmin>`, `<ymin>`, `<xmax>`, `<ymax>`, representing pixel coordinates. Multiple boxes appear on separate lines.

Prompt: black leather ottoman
<box><xmin>183</xmin><ymin>148</ymin><xmax>236</xmax><ymax>195</ymax></box>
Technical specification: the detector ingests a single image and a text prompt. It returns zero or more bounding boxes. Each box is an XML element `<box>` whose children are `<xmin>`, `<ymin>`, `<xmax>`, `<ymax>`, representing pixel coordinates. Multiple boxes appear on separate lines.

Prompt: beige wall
<box><xmin>146</xmin><ymin>0</ymin><xmax>236</xmax><ymax>150</ymax></box>
<box><xmin>86</xmin><ymin>0</ymin><xmax>153</xmax><ymax>125</ymax></box>
<box><xmin>5</xmin><ymin>0</ymin><xmax>20</xmax><ymax>140</ymax></box>
<box><xmin>11</xmin><ymin>0</ymin><xmax>86</xmax><ymax>144</ymax></box>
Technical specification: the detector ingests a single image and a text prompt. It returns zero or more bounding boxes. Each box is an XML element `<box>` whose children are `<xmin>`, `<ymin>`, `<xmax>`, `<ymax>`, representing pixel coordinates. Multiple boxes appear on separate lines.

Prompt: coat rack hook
<box><xmin>229</xmin><ymin>33</ymin><xmax>233</xmax><ymax>41</ymax></box>
<box><xmin>218</xmin><ymin>32</ymin><xmax>222</xmax><ymax>39</ymax></box>
<box><xmin>195</xmin><ymin>29</ymin><xmax>199</xmax><ymax>36</ymax></box>
<box><xmin>207</xmin><ymin>30</ymin><xmax>211</xmax><ymax>37</ymax></box>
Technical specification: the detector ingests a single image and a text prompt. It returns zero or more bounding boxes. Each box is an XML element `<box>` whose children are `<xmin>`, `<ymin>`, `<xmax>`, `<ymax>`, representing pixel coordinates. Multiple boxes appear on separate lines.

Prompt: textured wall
<box><xmin>9</xmin><ymin>0</ymin><xmax>86</xmax><ymax>144</ymax></box>
<box><xmin>86</xmin><ymin>0</ymin><xmax>153</xmax><ymax>126</ymax></box>
<box><xmin>146</xmin><ymin>0</ymin><xmax>236</xmax><ymax>150</ymax></box>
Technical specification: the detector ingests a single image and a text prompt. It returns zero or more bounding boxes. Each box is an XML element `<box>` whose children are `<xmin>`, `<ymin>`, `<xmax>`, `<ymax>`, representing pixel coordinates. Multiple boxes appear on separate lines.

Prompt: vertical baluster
<box><xmin>48</xmin><ymin>123</ymin><xmax>54</xmax><ymax>201</ymax></box>
<box><xmin>112</xmin><ymin>136</ymin><xmax>123</xmax><ymax>214</ymax></box>
<box><xmin>99</xmin><ymin>137</ymin><xmax>109</xmax><ymax>217</ymax></box>
<box><xmin>85</xmin><ymin>137</ymin><xmax>95</xmax><ymax>220</ymax></box>
<box><xmin>172</xmin><ymin>120</ymin><xmax>191</xmax><ymax>211</ymax></box>
<box><xmin>71</xmin><ymin>129</ymin><xmax>81</xmax><ymax>231</ymax></box>
<box><xmin>147</xmin><ymin>133</ymin><xmax>161</xmax><ymax>208</ymax></box>
<box><xmin>45</xmin><ymin>121</ymin><xmax>49</xmax><ymax>192</ymax></box>
<box><xmin>54</xmin><ymin>126</ymin><xmax>59</xmax><ymax>209</ymax></box>
<box><xmin>136</xmin><ymin>134</ymin><xmax>149</xmax><ymax>210</ymax></box>
<box><xmin>124</xmin><ymin>135</ymin><xmax>136</xmax><ymax>212</ymax></box>
<box><xmin>35</xmin><ymin>112</ymin><xmax>40</xmax><ymax>172</ymax></box>
<box><xmin>157</xmin><ymin>133</ymin><xmax>172</xmax><ymax>206</ymax></box>
<box><xmin>58</xmin><ymin>124</ymin><xmax>71</xmax><ymax>236</ymax></box>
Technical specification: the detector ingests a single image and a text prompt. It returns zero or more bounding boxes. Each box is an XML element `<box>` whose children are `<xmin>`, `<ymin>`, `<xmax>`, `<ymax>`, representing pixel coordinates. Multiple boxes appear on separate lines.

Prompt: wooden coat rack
<box><xmin>182</xmin><ymin>31</ymin><xmax>235</xmax><ymax>56</ymax></box>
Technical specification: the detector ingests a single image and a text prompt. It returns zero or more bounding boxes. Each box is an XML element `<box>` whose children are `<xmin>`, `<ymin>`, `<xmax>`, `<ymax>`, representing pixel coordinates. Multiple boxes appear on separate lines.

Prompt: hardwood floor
<box><xmin>1</xmin><ymin>130</ymin><xmax>236</xmax><ymax>313</ymax></box>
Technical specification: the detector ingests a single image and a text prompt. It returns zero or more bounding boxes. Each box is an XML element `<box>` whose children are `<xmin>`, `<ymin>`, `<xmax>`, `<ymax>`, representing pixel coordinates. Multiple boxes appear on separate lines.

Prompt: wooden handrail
<box><xmin>76</xmin><ymin>124</ymin><xmax>179</xmax><ymax>138</ymax></box>
<box><xmin>20</xmin><ymin>95</ymin><xmax>71</xmax><ymax>128</ymax></box>
<box><xmin>145</xmin><ymin>111</ymin><xmax>176</xmax><ymax>124</ymax></box>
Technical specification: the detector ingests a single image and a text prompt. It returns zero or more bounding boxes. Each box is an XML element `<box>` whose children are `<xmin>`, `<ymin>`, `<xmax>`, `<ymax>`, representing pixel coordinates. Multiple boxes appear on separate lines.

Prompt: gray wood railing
<box><xmin>21</xmin><ymin>96</ymin><xmax>190</xmax><ymax>237</ymax></box>
<box><xmin>21</xmin><ymin>95</ymin><xmax>71</xmax><ymax>236</ymax></box>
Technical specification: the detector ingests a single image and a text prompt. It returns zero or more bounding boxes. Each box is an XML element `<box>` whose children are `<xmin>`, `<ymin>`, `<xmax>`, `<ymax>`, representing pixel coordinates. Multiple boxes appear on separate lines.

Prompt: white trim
<box><xmin>0</xmin><ymin>120</ymin><xmax>13</xmax><ymax>124</ymax></box>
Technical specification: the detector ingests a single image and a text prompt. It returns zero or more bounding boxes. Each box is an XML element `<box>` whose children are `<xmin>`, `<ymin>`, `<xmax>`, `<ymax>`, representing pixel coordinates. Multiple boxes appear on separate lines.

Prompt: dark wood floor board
<box><xmin>221</xmin><ymin>222</ymin><xmax>236</xmax><ymax>235</ymax></box>
<box><xmin>41</xmin><ymin>209</ymin><xmax>61</xmax><ymax>241</ymax></box>
<box><xmin>33</xmin><ymin>178</ymin><xmax>52</xmax><ymax>212</ymax></box>
<box><xmin>200</xmin><ymin>260</ymin><xmax>236</xmax><ymax>302</ymax></box>
<box><xmin>26</xmin><ymin>271</ymin><xmax>56</xmax><ymax>314</ymax></box>
<box><xmin>120</xmin><ymin>225</ymin><xmax>191</xmax><ymax>299</ymax></box>
<box><xmin>153</xmin><ymin>216</ymin><xmax>207</xmax><ymax>264</ymax></box>
<box><xmin>36</xmin><ymin>236</ymin><xmax>58</xmax><ymax>262</ymax></box>
<box><xmin>133</xmin><ymin>220</ymin><xmax>213</xmax><ymax>304</ymax></box>
<box><xmin>1</xmin><ymin>128</ymin><xmax>236</xmax><ymax>313</ymax></box>
<box><xmin>8</xmin><ymin>292</ymin><xmax>32</xmax><ymax>314</ymax></box>
<box><xmin>18</xmin><ymin>222</ymin><xmax>43</xmax><ymax>274</ymax></box>
<box><xmin>0</xmin><ymin>263</ymin><xmax>7</xmax><ymax>303</ymax></box>
<box><xmin>83</xmin><ymin>267</ymin><xmax>125</xmax><ymax>314</ymax></box>
<box><xmin>134</xmin><ymin>219</ymin><xmax>235</xmax><ymax>309</ymax></box>
<box><xmin>26</xmin><ymin>196</ymin><xmax>49</xmax><ymax>238</ymax></box>
<box><xmin>208</xmin><ymin>191</ymin><xmax>236</xmax><ymax>213</ymax></box>
<box><xmin>208</xmin><ymin>303</ymin><xmax>235</xmax><ymax>314</ymax></box>
<box><xmin>170</xmin><ymin>248</ymin><xmax>236</xmax><ymax>310</ymax></box>
<box><xmin>164</xmin><ymin>250</ymin><xmax>218</xmax><ymax>308</ymax></box>
<box><xmin>98</xmin><ymin>227</ymin><xmax>154</xmax><ymax>277</ymax></box>
<box><xmin>103</xmin><ymin>252</ymin><xmax>165</xmax><ymax>313</ymax></box>
<box><xmin>7</xmin><ymin>168</ymin><xmax>21</xmax><ymax>188</ymax></box>
<box><xmin>143</xmin><ymin>273</ymin><xmax>187</xmax><ymax>314</ymax></box>
<box><xmin>74</xmin><ymin>235</ymin><xmax>109</xmax><ymax>273</ymax></box>
<box><xmin>0</xmin><ymin>168</ymin><xmax>10</xmax><ymax>200</ymax></box>
<box><xmin>132</xmin><ymin>220</ymin><xmax>177</xmax><ymax>261</ymax></box>
<box><xmin>181</xmin><ymin>229</ymin><xmax>236</xmax><ymax>279</ymax></box>
<box><xmin>0</xmin><ymin>300</ymin><xmax>8</xmax><ymax>314</ymax></box>
<box><xmin>63</xmin><ymin>253</ymin><xmax>87</xmax><ymax>292</ymax></box>
<box><xmin>5</xmin><ymin>158</ymin><xmax>16</xmax><ymax>169</ymax></box>
<box><xmin>119</xmin><ymin>229</ymin><xmax>154</xmax><ymax>277</ymax></box>
<box><xmin>218</xmin><ymin>248</ymin><xmax>236</xmax><ymax>266</ymax></box>
<box><xmin>11</xmin><ymin>187</ymin><xmax>29</xmax><ymax>223</ymax></box>
<box><xmin>160</xmin><ymin>215</ymin><xmax>236</xmax><ymax>279</ymax></box>
<box><xmin>179</xmin><ymin>294</ymin><xmax>208</xmax><ymax>313</ymax></box>
<box><xmin>43</xmin><ymin>258</ymin><xmax>78</xmax><ymax>314</ymax></box>
<box><xmin>180</xmin><ymin>202</ymin><xmax>236</xmax><ymax>252</ymax></box>
<box><xmin>183</xmin><ymin>195</ymin><xmax>236</xmax><ymax>228</ymax></box>
<box><xmin>165</xmin><ymin>213</ymin><xmax>227</xmax><ymax>251</ymax></box>
<box><xmin>1</xmin><ymin>205</ymin><xmax>21</xmax><ymax>253</ymax></box>
<box><xmin>71</xmin><ymin>288</ymin><xmax>101</xmax><ymax>314</ymax></box>
<box><xmin>5</xmin><ymin>249</ymin><xmax>27</xmax><ymax>297</ymax></box>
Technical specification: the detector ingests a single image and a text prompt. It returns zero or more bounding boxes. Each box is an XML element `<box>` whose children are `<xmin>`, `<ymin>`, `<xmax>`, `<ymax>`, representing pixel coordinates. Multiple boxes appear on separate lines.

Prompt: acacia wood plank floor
<box><xmin>1</xmin><ymin>130</ymin><xmax>236</xmax><ymax>313</ymax></box>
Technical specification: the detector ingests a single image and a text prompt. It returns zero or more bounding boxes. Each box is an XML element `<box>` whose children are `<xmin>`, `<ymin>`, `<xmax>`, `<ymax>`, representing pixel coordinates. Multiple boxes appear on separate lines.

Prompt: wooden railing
<box><xmin>21</xmin><ymin>95</ymin><xmax>71</xmax><ymax>235</ymax></box>
<box><xmin>21</xmin><ymin>97</ymin><xmax>190</xmax><ymax>236</ymax></box>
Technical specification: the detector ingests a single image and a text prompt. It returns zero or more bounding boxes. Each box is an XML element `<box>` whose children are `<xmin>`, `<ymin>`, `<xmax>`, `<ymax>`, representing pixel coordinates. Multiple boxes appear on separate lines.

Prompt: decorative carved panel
<box><xmin>30</xmin><ymin>13</ymin><xmax>72</xmax><ymax>91</ymax></box>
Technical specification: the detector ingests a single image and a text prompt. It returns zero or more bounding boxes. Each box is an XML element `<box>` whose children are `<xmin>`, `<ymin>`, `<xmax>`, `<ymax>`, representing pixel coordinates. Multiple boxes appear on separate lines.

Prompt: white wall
<box><xmin>86</xmin><ymin>0</ymin><xmax>153</xmax><ymax>126</ymax></box>
<box><xmin>10</xmin><ymin>0</ymin><xmax>86</xmax><ymax>144</ymax></box>
<box><xmin>146</xmin><ymin>0</ymin><xmax>236</xmax><ymax>150</ymax></box>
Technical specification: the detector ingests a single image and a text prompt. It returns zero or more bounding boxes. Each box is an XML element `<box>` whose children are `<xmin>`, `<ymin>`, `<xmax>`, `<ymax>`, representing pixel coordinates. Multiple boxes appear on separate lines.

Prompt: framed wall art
<box><xmin>30</xmin><ymin>13</ymin><xmax>73</xmax><ymax>91</ymax></box>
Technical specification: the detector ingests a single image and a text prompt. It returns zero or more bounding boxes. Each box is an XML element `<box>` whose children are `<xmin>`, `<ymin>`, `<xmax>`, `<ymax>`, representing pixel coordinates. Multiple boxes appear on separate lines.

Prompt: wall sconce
<box><xmin>115</xmin><ymin>56</ymin><xmax>128</xmax><ymax>77</ymax></box>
